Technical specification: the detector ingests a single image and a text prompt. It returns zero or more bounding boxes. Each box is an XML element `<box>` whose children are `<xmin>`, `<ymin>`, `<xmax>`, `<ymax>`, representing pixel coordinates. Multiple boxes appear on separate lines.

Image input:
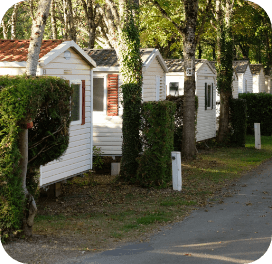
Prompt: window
<box><xmin>169</xmin><ymin>82</ymin><xmax>179</xmax><ymax>96</ymax></box>
<box><xmin>70</xmin><ymin>80</ymin><xmax>82</xmax><ymax>124</ymax></box>
<box><xmin>245</xmin><ymin>79</ymin><xmax>247</xmax><ymax>93</ymax></box>
<box><xmin>205</xmin><ymin>83</ymin><xmax>213</xmax><ymax>110</ymax></box>
<box><xmin>93</xmin><ymin>78</ymin><xmax>104</xmax><ymax>111</ymax></box>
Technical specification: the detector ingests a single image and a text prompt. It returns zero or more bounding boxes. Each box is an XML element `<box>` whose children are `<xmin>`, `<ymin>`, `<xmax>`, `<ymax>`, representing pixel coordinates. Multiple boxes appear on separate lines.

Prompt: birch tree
<box><xmin>10</xmin><ymin>3</ymin><xmax>19</xmax><ymax>39</ymax></box>
<box><xmin>22</xmin><ymin>0</ymin><xmax>52</xmax><ymax>237</ymax></box>
<box><xmin>51</xmin><ymin>0</ymin><xmax>58</xmax><ymax>39</ymax></box>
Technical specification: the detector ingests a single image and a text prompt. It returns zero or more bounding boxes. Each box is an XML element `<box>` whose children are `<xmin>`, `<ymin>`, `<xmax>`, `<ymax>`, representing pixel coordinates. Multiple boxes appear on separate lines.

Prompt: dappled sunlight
<box><xmin>151</xmin><ymin>237</ymin><xmax>271</xmax><ymax>264</ymax></box>
<box><xmin>153</xmin><ymin>250</ymin><xmax>253</xmax><ymax>263</ymax></box>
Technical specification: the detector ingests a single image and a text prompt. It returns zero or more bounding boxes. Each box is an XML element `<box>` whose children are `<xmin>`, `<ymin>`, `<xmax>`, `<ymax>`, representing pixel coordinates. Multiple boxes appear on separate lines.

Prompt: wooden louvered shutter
<box><xmin>205</xmin><ymin>83</ymin><xmax>207</xmax><ymax>110</ymax></box>
<box><xmin>107</xmin><ymin>74</ymin><xmax>118</xmax><ymax>116</ymax></box>
<box><xmin>211</xmin><ymin>83</ymin><xmax>213</xmax><ymax>110</ymax></box>
<box><xmin>81</xmin><ymin>80</ymin><xmax>85</xmax><ymax>125</ymax></box>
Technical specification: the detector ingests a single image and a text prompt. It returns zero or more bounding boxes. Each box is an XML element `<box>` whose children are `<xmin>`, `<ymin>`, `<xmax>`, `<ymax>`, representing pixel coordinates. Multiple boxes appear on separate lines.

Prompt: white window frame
<box><xmin>206</xmin><ymin>82</ymin><xmax>213</xmax><ymax>110</ymax></box>
<box><xmin>93</xmin><ymin>74</ymin><xmax>107</xmax><ymax>115</ymax></box>
<box><xmin>70</xmin><ymin>79</ymin><xmax>82</xmax><ymax>125</ymax></box>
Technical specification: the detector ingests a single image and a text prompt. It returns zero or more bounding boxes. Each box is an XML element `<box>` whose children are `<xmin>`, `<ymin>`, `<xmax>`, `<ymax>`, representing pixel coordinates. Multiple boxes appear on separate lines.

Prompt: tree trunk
<box><xmin>66</xmin><ymin>0</ymin><xmax>76</xmax><ymax>41</ymax></box>
<box><xmin>1</xmin><ymin>20</ymin><xmax>8</xmax><ymax>39</ymax></box>
<box><xmin>26</xmin><ymin>0</ymin><xmax>52</xmax><ymax>76</ymax></box>
<box><xmin>23</xmin><ymin>0</ymin><xmax>52</xmax><ymax>236</ymax></box>
<box><xmin>63</xmin><ymin>0</ymin><xmax>68</xmax><ymax>39</ymax></box>
<box><xmin>51</xmin><ymin>0</ymin><xmax>58</xmax><ymax>39</ymax></box>
<box><xmin>181</xmin><ymin>0</ymin><xmax>198</xmax><ymax>159</ymax></box>
<box><xmin>216</xmin><ymin>0</ymin><xmax>234</xmax><ymax>143</ymax></box>
<box><xmin>11</xmin><ymin>3</ymin><xmax>19</xmax><ymax>40</ymax></box>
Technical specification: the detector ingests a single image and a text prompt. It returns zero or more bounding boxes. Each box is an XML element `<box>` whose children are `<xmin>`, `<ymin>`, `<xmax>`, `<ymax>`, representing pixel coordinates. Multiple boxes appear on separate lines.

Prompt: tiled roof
<box><xmin>84</xmin><ymin>48</ymin><xmax>155</xmax><ymax>67</ymax></box>
<box><xmin>0</xmin><ymin>39</ymin><xmax>65</xmax><ymax>62</ymax></box>
<box><xmin>164</xmin><ymin>59</ymin><xmax>208</xmax><ymax>72</ymax></box>
<box><xmin>249</xmin><ymin>64</ymin><xmax>263</xmax><ymax>75</ymax></box>
<box><xmin>233</xmin><ymin>60</ymin><xmax>250</xmax><ymax>73</ymax></box>
<box><xmin>210</xmin><ymin>60</ymin><xmax>249</xmax><ymax>74</ymax></box>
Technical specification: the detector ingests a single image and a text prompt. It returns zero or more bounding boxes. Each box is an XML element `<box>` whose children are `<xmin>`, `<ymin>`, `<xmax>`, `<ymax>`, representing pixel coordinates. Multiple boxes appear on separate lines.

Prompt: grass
<box><xmin>33</xmin><ymin>135</ymin><xmax>272</xmax><ymax>251</ymax></box>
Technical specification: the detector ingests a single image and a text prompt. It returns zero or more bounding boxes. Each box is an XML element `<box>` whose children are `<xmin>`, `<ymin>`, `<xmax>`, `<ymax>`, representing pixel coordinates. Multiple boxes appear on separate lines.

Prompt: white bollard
<box><xmin>254</xmin><ymin>123</ymin><xmax>261</xmax><ymax>149</ymax></box>
<box><xmin>171</xmin><ymin>151</ymin><xmax>182</xmax><ymax>191</ymax></box>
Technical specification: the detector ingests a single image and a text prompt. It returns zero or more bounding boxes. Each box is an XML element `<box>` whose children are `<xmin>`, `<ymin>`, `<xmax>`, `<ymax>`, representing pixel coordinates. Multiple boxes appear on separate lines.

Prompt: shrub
<box><xmin>136</xmin><ymin>101</ymin><xmax>176</xmax><ymax>188</ymax></box>
<box><xmin>239</xmin><ymin>93</ymin><xmax>272</xmax><ymax>136</ymax></box>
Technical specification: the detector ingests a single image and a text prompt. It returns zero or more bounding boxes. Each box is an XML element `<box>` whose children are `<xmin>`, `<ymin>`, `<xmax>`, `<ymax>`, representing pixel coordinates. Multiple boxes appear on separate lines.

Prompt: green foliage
<box><xmin>229</xmin><ymin>98</ymin><xmax>247</xmax><ymax>146</ymax></box>
<box><xmin>92</xmin><ymin>146</ymin><xmax>104</xmax><ymax>170</ymax></box>
<box><xmin>136</xmin><ymin>101</ymin><xmax>176</xmax><ymax>188</ymax></box>
<box><xmin>239</xmin><ymin>93</ymin><xmax>272</xmax><ymax>136</ymax></box>
<box><xmin>120</xmin><ymin>84</ymin><xmax>142</xmax><ymax>181</ymax></box>
<box><xmin>165</xmin><ymin>95</ymin><xmax>198</xmax><ymax>151</ymax></box>
<box><xmin>0</xmin><ymin>75</ymin><xmax>72</xmax><ymax>239</ymax></box>
<box><xmin>119</xmin><ymin>2</ymin><xmax>143</xmax><ymax>181</ymax></box>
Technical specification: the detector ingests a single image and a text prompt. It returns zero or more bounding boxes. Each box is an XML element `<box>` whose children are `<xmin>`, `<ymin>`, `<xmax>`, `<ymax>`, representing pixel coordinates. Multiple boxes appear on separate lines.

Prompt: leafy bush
<box><xmin>239</xmin><ymin>93</ymin><xmax>272</xmax><ymax>136</ymax></box>
<box><xmin>0</xmin><ymin>75</ymin><xmax>72</xmax><ymax>239</ymax></box>
<box><xmin>165</xmin><ymin>95</ymin><xmax>198</xmax><ymax>151</ymax></box>
<box><xmin>136</xmin><ymin>101</ymin><xmax>176</xmax><ymax>188</ymax></box>
<box><xmin>229</xmin><ymin>98</ymin><xmax>247</xmax><ymax>146</ymax></box>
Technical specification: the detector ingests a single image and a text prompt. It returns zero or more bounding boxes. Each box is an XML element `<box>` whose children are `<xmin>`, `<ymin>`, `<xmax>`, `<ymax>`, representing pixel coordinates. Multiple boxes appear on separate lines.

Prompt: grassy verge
<box><xmin>33</xmin><ymin>135</ymin><xmax>272</xmax><ymax>251</ymax></box>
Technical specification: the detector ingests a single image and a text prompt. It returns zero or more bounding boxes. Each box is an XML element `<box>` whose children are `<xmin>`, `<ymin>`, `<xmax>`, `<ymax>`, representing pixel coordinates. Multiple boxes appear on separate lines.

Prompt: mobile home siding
<box><xmin>39</xmin><ymin>48</ymin><xmax>92</xmax><ymax>186</ymax></box>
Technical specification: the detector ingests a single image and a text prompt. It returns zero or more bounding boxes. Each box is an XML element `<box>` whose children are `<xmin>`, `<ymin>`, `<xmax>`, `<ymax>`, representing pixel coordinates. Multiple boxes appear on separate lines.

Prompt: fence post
<box><xmin>254</xmin><ymin>123</ymin><xmax>261</xmax><ymax>149</ymax></box>
<box><xmin>171</xmin><ymin>151</ymin><xmax>182</xmax><ymax>191</ymax></box>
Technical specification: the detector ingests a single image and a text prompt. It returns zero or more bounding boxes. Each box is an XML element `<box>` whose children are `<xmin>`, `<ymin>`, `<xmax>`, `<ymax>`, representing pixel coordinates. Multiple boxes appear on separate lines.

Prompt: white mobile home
<box><xmin>249</xmin><ymin>64</ymin><xmax>265</xmax><ymax>93</ymax></box>
<box><xmin>0</xmin><ymin>39</ymin><xmax>96</xmax><ymax>187</ymax></box>
<box><xmin>164</xmin><ymin>59</ymin><xmax>217</xmax><ymax>142</ymax></box>
<box><xmin>233</xmin><ymin>60</ymin><xmax>253</xmax><ymax>93</ymax></box>
<box><xmin>85</xmin><ymin>48</ymin><xmax>168</xmax><ymax>156</ymax></box>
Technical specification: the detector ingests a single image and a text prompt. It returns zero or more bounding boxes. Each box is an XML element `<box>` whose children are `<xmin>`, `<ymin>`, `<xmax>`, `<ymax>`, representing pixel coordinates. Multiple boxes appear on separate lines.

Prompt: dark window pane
<box><xmin>170</xmin><ymin>82</ymin><xmax>179</xmax><ymax>96</ymax></box>
<box><xmin>207</xmin><ymin>85</ymin><xmax>211</xmax><ymax>107</ymax></box>
<box><xmin>71</xmin><ymin>83</ymin><xmax>80</xmax><ymax>121</ymax></box>
<box><xmin>93</xmin><ymin>78</ymin><xmax>104</xmax><ymax>111</ymax></box>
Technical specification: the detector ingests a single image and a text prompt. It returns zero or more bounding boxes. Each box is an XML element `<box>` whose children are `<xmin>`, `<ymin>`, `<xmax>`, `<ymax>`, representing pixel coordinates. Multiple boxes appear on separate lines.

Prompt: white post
<box><xmin>254</xmin><ymin>123</ymin><xmax>261</xmax><ymax>149</ymax></box>
<box><xmin>171</xmin><ymin>151</ymin><xmax>182</xmax><ymax>191</ymax></box>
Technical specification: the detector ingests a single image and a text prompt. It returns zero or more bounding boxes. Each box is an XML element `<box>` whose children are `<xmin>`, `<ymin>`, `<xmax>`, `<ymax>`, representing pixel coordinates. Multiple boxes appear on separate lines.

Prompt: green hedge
<box><xmin>0</xmin><ymin>75</ymin><xmax>72</xmax><ymax>239</ymax></box>
<box><xmin>136</xmin><ymin>101</ymin><xmax>176</xmax><ymax>188</ymax></box>
<box><xmin>229</xmin><ymin>98</ymin><xmax>247</xmax><ymax>146</ymax></box>
<box><xmin>120</xmin><ymin>83</ymin><xmax>142</xmax><ymax>182</ymax></box>
<box><xmin>239</xmin><ymin>93</ymin><xmax>272</xmax><ymax>136</ymax></box>
<box><xmin>165</xmin><ymin>95</ymin><xmax>198</xmax><ymax>151</ymax></box>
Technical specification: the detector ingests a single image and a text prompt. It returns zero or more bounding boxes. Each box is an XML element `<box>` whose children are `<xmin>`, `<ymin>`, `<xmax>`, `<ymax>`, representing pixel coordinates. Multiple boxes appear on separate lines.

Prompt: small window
<box><xmin>169</xmin><ymin>82</ymin><xmax>179</xmax><ymax>96</ymax></box>
<box><xmin>70</xmin><ymin>80</ymin><xmax>82</xmax><ymax>124</ymax></box>
<box><xmin>93</xmin><ymin>78</ymin><xmax>104</xmax><ymax>111</ymax></box>
<box><xmin>205</xmin><ymin>83</ymin><xmax>213</xmax><ymax>110</ymax></box>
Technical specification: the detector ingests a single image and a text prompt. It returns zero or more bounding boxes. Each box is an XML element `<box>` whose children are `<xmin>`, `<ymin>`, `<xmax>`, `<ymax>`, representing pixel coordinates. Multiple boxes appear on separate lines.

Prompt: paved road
<box><xmin>59</xmin><ymin>159</ymin><xmax>272</xmax><ymax>263</ymax></box>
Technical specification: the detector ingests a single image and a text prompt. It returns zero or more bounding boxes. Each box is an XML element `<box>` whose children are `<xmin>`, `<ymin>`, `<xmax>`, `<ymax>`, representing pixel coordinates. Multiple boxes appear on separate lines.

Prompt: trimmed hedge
<box><xmin>165</xmin><ymin>95</ymin><xmax>198</xmax><ymax>151</ymax></box>
<box><xmin>0</xmin><ymin>75</ymin><xmax>72</xmax><ymax>239</ymax></box>
<box><xmin>136</xmin><ymin>101</ymin><xmax>176</xmax><ymax>188</ymax></box>
<box><xmin>239</xmin><ymin>93</ymin><xmax>272</xmax><ymax>136</ymax></box>
<box><xmin>229</xmin><ymin>98</ymin><xmax>247</xmax><ymax>146</ymax></box>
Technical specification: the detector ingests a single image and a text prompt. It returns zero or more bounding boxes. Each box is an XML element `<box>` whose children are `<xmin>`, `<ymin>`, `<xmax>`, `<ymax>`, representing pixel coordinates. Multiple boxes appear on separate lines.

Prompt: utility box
<box><xmin>171</xmin><ymin>151</ymin><xmax>182</xmax><ymax>191</ymax></box>
<box><xmin>254</xmin><ymin>123</ymin><xmax>261</xmax><ymax>149</ymax></box>
<box><xmin>111</xmin><ymin>162</ymin><xmax>120</xmax><ymax>176</ymax></box>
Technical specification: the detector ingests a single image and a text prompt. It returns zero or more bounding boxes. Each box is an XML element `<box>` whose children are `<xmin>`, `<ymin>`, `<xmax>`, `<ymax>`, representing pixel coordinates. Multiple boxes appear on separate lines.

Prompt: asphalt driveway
<box><xmin>57</xmin><ymin>158</ymin><xmax>272</xmax><ymax>264</ymax></box>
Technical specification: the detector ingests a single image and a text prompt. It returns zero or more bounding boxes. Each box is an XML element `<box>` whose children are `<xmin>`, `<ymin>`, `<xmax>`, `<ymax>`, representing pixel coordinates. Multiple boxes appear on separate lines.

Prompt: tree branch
<box><xmin>153</xmin><ymin>0</ymin><xmax>185</xmax><ymax>35</ymax></box>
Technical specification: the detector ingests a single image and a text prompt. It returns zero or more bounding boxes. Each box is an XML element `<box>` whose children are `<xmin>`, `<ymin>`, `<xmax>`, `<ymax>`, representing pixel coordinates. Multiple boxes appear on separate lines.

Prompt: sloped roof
<box><xmin>209</xmin><ymin>60</ymin><xmax>242</xmax><ymax>76</ymax></box>
<box><xmin>0</xmin><ymin>39</ymin><xmax>96</xmax><ymax>68</ymax></box>
<box><xmin>233</xmin><ymin>60</ymin><xmax>250</xmax><ymax>73</ymax></box>
<box><xmin>249</xmin><ymin>64</ymin><xmax>263</xmax><ymax>75</ymax></box>
<box><xmin>165</xmin><ymin>59</ymin><xmax>213</xmax><ymax>73</ymax></box>
<box><xmin>85</xmin><ymin>48</ymin><xmax>154</xmax><ymax>67</ymax></box>
<box><xmin>0</xmin><ymin>39</ymin><xmax>65</xmax><ymax>62</ymax></box>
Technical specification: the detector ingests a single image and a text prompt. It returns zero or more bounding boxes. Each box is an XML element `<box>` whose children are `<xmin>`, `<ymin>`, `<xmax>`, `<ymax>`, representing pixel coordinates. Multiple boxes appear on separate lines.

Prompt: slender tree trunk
<box><xmin>51</xmin><ymin>0</ymin><xmax>58</xmax><ymax>39</ymax></box>
<box><xmin>63</xmin><ymin>0</ymin><xmax>68</xmax><ymax>39</ymax></box>
<box><xmin>216</xmin><ymin>0</ymin><xmax>234</xmax><ymax>143</ymax></box>
<box><xmin>1</xmin><ymin>20</ymin><xmax>8</xmax><ymax>39</ymax></box>
<box><xmin>23</xmin><ymin>0</ymin><xmax>52</xmax><ymax>236</ymax></box>
<box><xmin>181</xmin><ymin>0</ymin><xmax>198</xmax><ymax>159</ymax></box>
<box><xmin>11</xmin><ymin>3</ymin><xmax>19</xmax><ymax>40</ymax></box>
<box><xmin>26</xmin><ymin>0</ymin><xmax>52</xmax><ymax>76</ymax></box>
<box><xmin>66</xmin><ymin>0</ymin><xmax>76</xmax><ymax>41</ymax></box>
